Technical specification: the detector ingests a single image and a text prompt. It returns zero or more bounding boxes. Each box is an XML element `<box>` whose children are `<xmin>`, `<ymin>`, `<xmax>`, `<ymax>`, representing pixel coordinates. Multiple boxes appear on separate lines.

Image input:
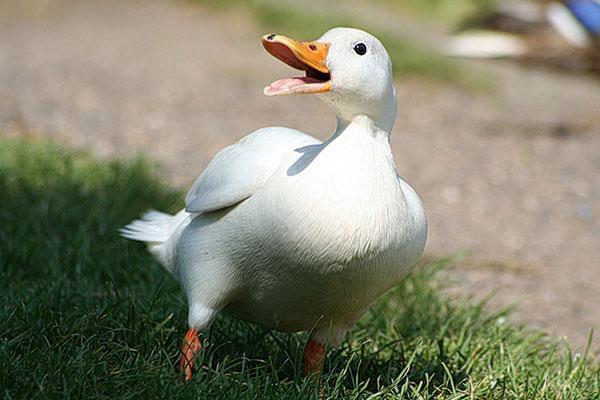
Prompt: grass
<box><xmin>382</xmin><ymin>0</ymin><xmax>496</xmax><ymax>26</ymax></box>
<box><xmin>1</xmin><ymin>136</ymin><xmax>598</xmax><ymax>399</ymax></box>
<box><xmin>200</xmin><ymin>0</ymin><xmax>483</xmax><ymax>88</ymax></box>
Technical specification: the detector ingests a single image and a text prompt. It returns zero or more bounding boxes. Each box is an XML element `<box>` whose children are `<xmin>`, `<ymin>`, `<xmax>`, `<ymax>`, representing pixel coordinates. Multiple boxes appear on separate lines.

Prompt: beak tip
<box><xmin>263</xmin><ymin>33</ymin><xmax>276</xmax><ymax>42</ymax></box>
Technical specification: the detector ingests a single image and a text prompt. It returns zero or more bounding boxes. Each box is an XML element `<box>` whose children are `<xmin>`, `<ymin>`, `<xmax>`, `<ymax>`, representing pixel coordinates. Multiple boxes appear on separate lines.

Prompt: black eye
<box><xmin>353</xmin><ymin>42</ymin><xmax>367</xmax><ymax>55</ymax></box>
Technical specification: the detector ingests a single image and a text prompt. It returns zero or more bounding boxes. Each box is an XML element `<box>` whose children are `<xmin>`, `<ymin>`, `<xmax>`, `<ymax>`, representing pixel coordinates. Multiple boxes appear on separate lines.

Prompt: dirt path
<box><xmin>1</xmin><ymin>0</ymin><xmax>598</xmax><ymax>352</ymax></box>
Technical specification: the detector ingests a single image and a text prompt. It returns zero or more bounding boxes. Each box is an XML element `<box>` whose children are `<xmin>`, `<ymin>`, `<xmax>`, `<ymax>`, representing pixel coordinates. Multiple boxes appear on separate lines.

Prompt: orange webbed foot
<box><xmin>179</xmin><ymin>328</ymin><xmax>203</xmax><ymax>383</ymax></box>
<box><xmin>303</xmin><ymin>338</ymin><xmax>325</xmax><ymax>376</ymax></box>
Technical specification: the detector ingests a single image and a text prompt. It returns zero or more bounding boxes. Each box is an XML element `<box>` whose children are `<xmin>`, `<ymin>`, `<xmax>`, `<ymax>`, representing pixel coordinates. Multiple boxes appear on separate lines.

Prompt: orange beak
<box><xmin>261</xmin><ymin>34</ymin><xmax>332</xmax><ymax>96</ymax></box>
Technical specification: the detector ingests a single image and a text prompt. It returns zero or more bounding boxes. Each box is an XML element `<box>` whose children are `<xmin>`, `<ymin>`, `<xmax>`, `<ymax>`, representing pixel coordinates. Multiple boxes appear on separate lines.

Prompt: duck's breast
<box><xmin>248</xmin><ymin>126</ymin><xmax>425</xmax><ymax>279</ymax></box>
<box><xmin>223</xmin><ymin>130</ymin><xmax>424</xmax><ymax>330</ymax></box>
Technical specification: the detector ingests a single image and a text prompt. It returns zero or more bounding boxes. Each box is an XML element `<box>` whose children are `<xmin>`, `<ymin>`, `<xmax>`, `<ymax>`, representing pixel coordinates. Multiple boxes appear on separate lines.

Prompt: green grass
<box><xmin>1</xmin><ymin>136</ymin><xmax>598</xmax><ymax>399</ymax></box>
<box><xmin>200</xmin><ymin>0</ymin><xmax>483</xmax><ymax>87</ymax></box>
<box><xmin>383</xmin><ymin>0</ymin><xmax>495</xmax><ymax>26</ymax></box>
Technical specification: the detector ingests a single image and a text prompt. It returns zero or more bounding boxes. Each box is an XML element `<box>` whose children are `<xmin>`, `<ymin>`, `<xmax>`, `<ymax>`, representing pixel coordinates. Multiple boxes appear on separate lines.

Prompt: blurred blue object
<box><xmin>566</xmin><ymin>0</ymin><xmax>600</xmax><ymax>35</ymax></box>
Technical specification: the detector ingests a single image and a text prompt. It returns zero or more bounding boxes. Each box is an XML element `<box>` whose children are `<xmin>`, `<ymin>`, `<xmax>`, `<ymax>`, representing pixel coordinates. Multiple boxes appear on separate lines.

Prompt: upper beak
<box><xmin>261</xmin><ymin>34</ymin><xmax>330</xmax><ymax>74</ymax></box>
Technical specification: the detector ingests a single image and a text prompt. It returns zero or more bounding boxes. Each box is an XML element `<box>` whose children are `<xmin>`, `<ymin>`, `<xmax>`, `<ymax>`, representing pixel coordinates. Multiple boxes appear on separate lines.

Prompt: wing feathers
<box><xmin>185</xmin><ymin>127</ymin><xmax>320</xmax><ymax>213</ymax></box>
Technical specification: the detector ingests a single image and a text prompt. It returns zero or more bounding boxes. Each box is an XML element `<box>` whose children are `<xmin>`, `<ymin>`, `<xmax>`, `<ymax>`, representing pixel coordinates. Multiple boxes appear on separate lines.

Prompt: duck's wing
<box><xmin>185</xmin><ymin>127</ymin><xmax>321</xmax><ymax>213</ymax></box>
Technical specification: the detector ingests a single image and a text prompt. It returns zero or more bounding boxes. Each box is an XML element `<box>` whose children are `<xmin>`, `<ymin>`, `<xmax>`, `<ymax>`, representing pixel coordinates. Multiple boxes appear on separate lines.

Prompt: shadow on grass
<box><xmin>1</xmin><ymin>137</ymin><xmax>597</xmax><ymax>399</ymax></box>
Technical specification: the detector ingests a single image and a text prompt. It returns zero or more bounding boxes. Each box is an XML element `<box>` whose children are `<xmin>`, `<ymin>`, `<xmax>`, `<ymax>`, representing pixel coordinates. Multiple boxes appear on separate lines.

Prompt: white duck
<box><xmin>121</xmin><ymin>27</ymin><xmax>427</xmax><ymax>382</ymax></box>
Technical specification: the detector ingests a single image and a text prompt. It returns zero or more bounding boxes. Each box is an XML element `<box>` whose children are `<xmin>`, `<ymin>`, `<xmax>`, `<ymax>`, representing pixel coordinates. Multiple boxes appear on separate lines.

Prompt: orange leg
<box><xmin>179</xmin><ymin>328</ymin><xmax>203</xmax><ymax>383</ymax></box>
<box><xmin>303</xmin><ymin>338</ymin><xmax>325</xmax><ymax>376</ymax></box>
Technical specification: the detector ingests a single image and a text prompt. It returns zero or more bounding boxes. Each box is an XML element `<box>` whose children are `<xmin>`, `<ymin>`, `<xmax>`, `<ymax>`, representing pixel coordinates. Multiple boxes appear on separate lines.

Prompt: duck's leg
<box><xmin>178</xmin><ymin>298</ymin><xmax>220</xmax><ymax>382</ymax></box>
<box><xmin>179</xmin><ymin>328</ymin><xmax>204</xmax><ymax>382</ymax></box>
<box><xmin>303</xmin><ymin>338</ymin><xmax>325</xmax><ymax>376</ymax></box>
<box><xmin>303</xmin><ymin>324</ymin><xmax>353</xmax><ymax>378</ymax></box>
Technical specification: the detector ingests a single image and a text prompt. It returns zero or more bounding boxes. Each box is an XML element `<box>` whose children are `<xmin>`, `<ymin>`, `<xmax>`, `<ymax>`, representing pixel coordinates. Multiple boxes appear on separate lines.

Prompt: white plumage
<box><xmin>185</xmin><ymin>127</ymin><xmax>319</xmax><ymax>213</ymax></box>
<box><xmin>121</xmin><ymin>27</ymin><xmax>427</xmax><ymax>379</ymax></box>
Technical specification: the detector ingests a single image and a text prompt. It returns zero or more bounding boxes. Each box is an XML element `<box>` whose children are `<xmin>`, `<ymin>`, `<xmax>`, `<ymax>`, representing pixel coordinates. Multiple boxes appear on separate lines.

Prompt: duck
<box><xmin>120</xmin><ymin>27</ymin><xmax>427</xmax><ymax>382</ymax></box>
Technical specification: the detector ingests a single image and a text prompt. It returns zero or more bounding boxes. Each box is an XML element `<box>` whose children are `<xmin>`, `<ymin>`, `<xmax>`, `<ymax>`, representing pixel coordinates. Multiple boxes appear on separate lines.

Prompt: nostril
<box><xmin>267</xmin><ymin>34</ymin><xmax>275</xmax><ymax>41</ymax></box>
<box><xmin>309</xmin><ymin>44</ymin><xmax>317</xmax><ymax>51</ymax></box>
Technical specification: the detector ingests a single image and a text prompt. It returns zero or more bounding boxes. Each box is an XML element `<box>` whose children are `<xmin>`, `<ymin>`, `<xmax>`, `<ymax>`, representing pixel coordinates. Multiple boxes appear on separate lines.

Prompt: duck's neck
<box><xmin>330</xmin><ymin>86</ymin><xmax>397</xmax><ymax>138</ymax></box>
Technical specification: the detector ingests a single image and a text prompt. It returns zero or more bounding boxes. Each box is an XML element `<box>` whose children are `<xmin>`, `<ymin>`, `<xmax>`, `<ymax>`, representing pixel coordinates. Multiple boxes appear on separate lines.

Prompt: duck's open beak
<box><xmin>262</xmin><ymin>34</ymin><xmax>332</xmax><ymax>96</ymax></box>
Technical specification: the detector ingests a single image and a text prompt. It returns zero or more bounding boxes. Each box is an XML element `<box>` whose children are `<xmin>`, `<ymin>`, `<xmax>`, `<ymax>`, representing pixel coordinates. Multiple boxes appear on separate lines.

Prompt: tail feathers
<box><xmin>120</xmin><ymin>209</ymin><xmax>189</xmax><ymax>270</ymax></box>
<box><xmin>119</xmin><ymin>210</ymin><xmax>173</xmax><ymax>243</ymax></box>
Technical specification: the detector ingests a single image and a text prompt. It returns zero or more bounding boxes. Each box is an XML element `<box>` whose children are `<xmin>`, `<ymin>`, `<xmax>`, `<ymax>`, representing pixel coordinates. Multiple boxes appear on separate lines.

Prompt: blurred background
<box><xmin>1</xmin><ymin>0</ymin><xmax>598</xmax><ymax>352</ymax></box>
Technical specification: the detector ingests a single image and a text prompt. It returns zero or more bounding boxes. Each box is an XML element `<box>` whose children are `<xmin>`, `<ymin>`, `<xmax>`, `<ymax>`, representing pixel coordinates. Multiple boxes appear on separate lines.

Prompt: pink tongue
<box><xmin>264</xmin><ymin>76</ymin><xmax>322</xmax><ymax>95</ymax></box>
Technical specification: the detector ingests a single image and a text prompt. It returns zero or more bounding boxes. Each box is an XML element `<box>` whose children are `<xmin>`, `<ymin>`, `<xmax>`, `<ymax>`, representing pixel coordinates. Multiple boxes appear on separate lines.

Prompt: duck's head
<box><xmin>262</xmin><ymin>27</ymin><xmax>397</xmax><ymax>132</ymax></box>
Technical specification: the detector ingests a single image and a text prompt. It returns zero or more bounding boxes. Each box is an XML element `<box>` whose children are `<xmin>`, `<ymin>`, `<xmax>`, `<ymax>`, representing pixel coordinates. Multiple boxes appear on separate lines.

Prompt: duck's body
<box><xmin>121</xmin><ymin>27</ymin><xmax>427</xmax><ymax>381</ymax></box>
<box><xmin>172</xmin><ymin>118</ymin><xmax>426</xmax><ymax>339</ymax></box>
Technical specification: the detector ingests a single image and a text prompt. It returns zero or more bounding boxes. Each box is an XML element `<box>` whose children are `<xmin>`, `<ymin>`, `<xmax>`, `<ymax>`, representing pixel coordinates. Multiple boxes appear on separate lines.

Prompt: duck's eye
<box><xmin>353</xmin><ymin>43</ymin><xmax>367</xmax><ymax>55</ymax></box>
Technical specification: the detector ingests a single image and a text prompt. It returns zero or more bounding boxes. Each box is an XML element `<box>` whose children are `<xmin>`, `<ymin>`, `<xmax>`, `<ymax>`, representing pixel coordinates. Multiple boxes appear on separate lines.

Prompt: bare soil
<box><xmin>1</xmin><ymin>0</ymin><xmax>598</xmax><ymax>352</ymax></box>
